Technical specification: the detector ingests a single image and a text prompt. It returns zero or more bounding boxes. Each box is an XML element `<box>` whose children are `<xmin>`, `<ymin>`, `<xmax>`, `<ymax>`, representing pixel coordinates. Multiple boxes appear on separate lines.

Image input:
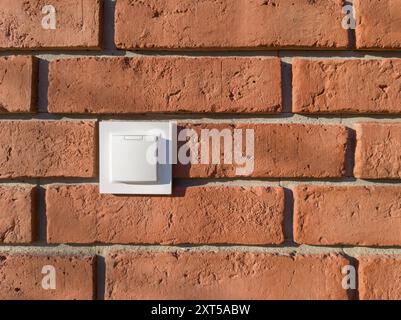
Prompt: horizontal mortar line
<box><xmin>90</xmin><ymin>114</ymin><xmax>401</xmax><ymax>123</ymax></box>
<box><xmin>1</xmin><ymin>245</ymin><xmax>401</xmax><ymax>257</ymax></box>
<box><xmin>130</xmin><ymin>49</ymin><xmax>401</xmax><ymax>57</ymax></box>
<box><xmin>0</xmin><ymin>115</ymin><xmax>99</xmax><ymax>121</ymax></box>
<box><xmin>0</xmin><ymin>115</ymin><xmax>400</xmax><ymax>124</ymax></box>
<box><xmin>173</xmin><ymin>179</ymin><xmax>401</xmax><ymax>187</ymax></box>
<box><xmin>131</xmin><ymin>51</ymin><xmax>401</xmax><ymax>60</ymax></box>
<box><xmin>37</xmin><ymin>50</ymin><xmax>401</xmax><ymax>59</ymax></box>
<box><xmin>3</xmin><ymin>49</ymin><xmax>401</xmax><ymax>60</ymax></box>
<box><xmin>0</xmin><ymin>178</ymin><xmax>99</xmax><ymax>185</ymax></box>
<box><xmin>18</xmin><ymin>242</ymin><xmax>401</xmax><ymax>251</ymax></box>
<box><xmin>0</xmin><ymin>50</ymin><xmax>126</xmax><ymax>58</ymax></box>
<box><xmin>0</xmin><ymin>179</ymin><xmax>400</xmax><ymax>187</ymax></box>
<box><xmin>279</xmin><ymin>51</ymin><xmax>401</xmax><ymax>59</ymax></box>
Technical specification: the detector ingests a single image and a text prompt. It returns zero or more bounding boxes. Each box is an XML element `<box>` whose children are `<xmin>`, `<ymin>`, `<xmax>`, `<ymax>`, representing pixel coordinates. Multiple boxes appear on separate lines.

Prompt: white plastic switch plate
<box><xmin>111</xmin><ymin>134</ymin><xmax>158</xmax><ymax>183</ymax></box>
<box><xmin>100</xmin><ymin>121</ymin><xmax>175</xmax><ymax>195</ymax></box>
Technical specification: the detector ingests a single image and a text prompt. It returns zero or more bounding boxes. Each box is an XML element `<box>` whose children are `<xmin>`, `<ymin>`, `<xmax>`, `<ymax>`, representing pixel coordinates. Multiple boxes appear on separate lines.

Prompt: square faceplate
<box><xmin>100</xmin><ymin>121</ymin><xmax>175</xmax><ymax>195</ymax></box>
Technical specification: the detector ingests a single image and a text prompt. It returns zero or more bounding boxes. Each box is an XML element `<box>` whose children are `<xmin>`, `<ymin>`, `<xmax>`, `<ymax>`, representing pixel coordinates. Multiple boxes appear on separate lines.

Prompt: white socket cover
<box><xmin>100</xmin><ymin>121</ymin><xmax>175</xmax><ymax>195</ymax></box>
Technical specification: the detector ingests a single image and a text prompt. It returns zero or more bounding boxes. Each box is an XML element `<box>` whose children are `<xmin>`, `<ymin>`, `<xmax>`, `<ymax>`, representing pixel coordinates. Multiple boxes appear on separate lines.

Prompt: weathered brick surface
<box><xmin>0</xmin><ymin>56</ymin><xmax>38</xmax><ymax>112</ymax></box>
<box><xmin>294</xmin><ymin>185</ymin><xmax>401</xmax><ymax>247</ymax></box>
<box><xmin>0</xmin><ymin>185</ymin><xmax>36</xmax><ymax>244</ymax></box>
<box><xmin>0</xmin><ymin>254</ymin><xmax>95</xmax><ymax>300</ymax></box>
<box><xmin>106</xmin><ymin>251</ymin><xmax>350</xmax><ymax>300</ymax></box>
<box><xmin>48</xmin><ymin>57</ymin><xmax>282</xmax><ymax>114</ymax></box>
<box><xmin>0</xmin><ymin>0</ymin><xmax>102</xmax><ymax>50</ymax></box>
<box><xmin>355</xmin><ymin>0</ymin><xmax>401</xmax><ymax>50</ymax></box>
<box><xmin>115</xmin><ymin>0</ymin><xmax>348</xmax><ymax>50</ymax></box>
<box><xmin>354</xmin><ymin>123</ymin><xmax>401</xmax><ymax>179</ymax></box>
<box><xmin>0</xmin><ymin>0</ymin><xmax>398</xmax><ymax>302</ymax></box>
<box><xmin>359</xmin><ymin>257</ymin><xmax>401</xmax><ymax>300</ymax></box>
<box><xmin>46</xmin><ymin>185</ymin><xmax>285</xmax><ymax>245</ymax></box>
<box><xmin>293</xmin><ymin>59</ymin><xmax>401</xmax><ymax>114</ymax></box>
<box><xmin>0</xmin><ymin>121</ymin><xmax>96</xmax><ymax>179</ymax></box>
<box><xmin>174</xmin><ymin>123</ymin><xmax>348</xmax><ymax>178</ymax></box>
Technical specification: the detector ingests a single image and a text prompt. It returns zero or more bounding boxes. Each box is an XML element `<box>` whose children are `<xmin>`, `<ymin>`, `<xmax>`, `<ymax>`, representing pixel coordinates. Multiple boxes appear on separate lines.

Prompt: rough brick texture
<box><xmin>0</xmin><ymin>185</ymin><xmax>36</xmax><ymax>244</ymax></box>
<box><xmin>0</xmin><ymin>56</ymin><xmax>38</xmax><ymax>112</ymax></box>
<box><xmin>48</xmin><ymin>57</ymin><xmax>282</xmax><ymax>114</ymax></box>
<box><xmin>354</xmin><ymin>123</ymin><xmax>401</xmax><ymax>179</ymax></box>
<box><xmin>294</xmin><ymin>185</ymin><xmax>401</xmax><ymax>247</ymax></box>
<box><xmin>46</xmin><ymin>185</ymin><xmax>285</xmax><ymax>245</ymax></box>
<box><xmin>0</xmin><ymin>121</ymin><xmax>96</xmax><ymax>178</ymax></box>
<box><xmin>293</xmin><ymin>59</ymin><xmax>401</xmax><ymax>114</ymax></box>
<box><xmin>174</xmin><ymin>123</ymin><xmax>348</xmax><ymax>178</ymax></box>
<box><xmin>0</xmin><ymin>0</ymin><xmax>399</xmax><ymax>302</ymax></box>
<box><xmin>0</xmin><ymin>0</ymin><xmax>102</xmax><ymax>50</ymax></box>
<box><xmin>359</xmin><ymin>257</ymin><xmax>401</xmax><ymax>300</ymax></box>
<box><xmin>0</xmin><ymin>254</ymin><xmax>95</xmax><ymax>300</ymax></box>
<box><xmin>106</xmin><ymin>251</ymin><xmax>350</xmax><ymax>300</ymax></box>
<box><xmin>355</xmin><ymin>0</ymin><xmax>401</xmax><ymax>50</ymax></box>
<box><xmin>115</xmin><ymin>0</ymin><xmax>348</xmax><ymax>50</ymax></box>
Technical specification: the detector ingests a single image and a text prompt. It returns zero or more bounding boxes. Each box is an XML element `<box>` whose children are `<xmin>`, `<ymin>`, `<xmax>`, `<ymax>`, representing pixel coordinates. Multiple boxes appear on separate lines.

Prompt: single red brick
<box><xmin>174</xmin><ymin>123</ymin><xmax>348</xmax><ymax>178</ymax></box>
<box><xmin>294</xmin><ymin>185</ymin><xmax>401</xmax><ymax>247</ymax></box>
<box><xmin>0</xmin><ymin>254</ymin><xmax>95</xmax><ymax>300</ymax></box>
<box><xmin>355</xmin><ymin>0</ymin><xmax>401</xmax><ymax>50</ymax></box>
<box><xmin>0</xmin><ymin>185</ymin><xmax>36</xmax><ymax>244</ymax></box>
<box><xmin>0</xmin><ymin>121</ymin><xmax>96</xmax><ymax>179</ymax></box>
<box><xmin>354</xmin><ymin>123</ymin><xmax>401</xmax><ymax>179</ymax></box>
<box><xmin>0</xmin><ymin>0</ymin><xmax>102</xmax><ymax>50</ymax></box>
<box><xmin>359</xmin><ymin>256</ymin><xmax>401</xmax><ymax>300</ymax></box>
<box><xmin>115</xmin><ymin>0</ymin><xmax>348</xmax><ymax>50</ymax></box>
<box><xmin>106</xmin><ymin>251</ymin><xmax>350</xmax><ymax>300</ymax></box>
<box><xmin>48</xmin><ymin>57</ymin><xmax>282</xmax><ymax>113</ymax></box>
<box><xmin>46</xmin><ymin>185</ymin><xmax>285</xmax><ymax>245</ymax></box>
<box><xmin>0</xmin><ymin>56</ymin><xmax>38</xmax><ymax>112</ymax></box>
<box><xmin>293</xmin><ymin>59</ymin><xmax>401</xmax><ymax>114</ymax></box>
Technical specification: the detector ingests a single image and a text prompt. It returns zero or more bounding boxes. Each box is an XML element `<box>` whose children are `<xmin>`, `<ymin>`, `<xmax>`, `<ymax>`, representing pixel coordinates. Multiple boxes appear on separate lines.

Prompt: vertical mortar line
<box><xmin>279</xmin><ymin>57</ymin><xmax>293</xmax><ymax>114</ymax></box>
<box><xmin>36</xmin><ymin>184</ymin><xmax>47</xmax><ymax>244</ymax></box>
<box><xmin>340</xmin><ymin>248</ymin><xmax>360</xmax><ymax>300</ymax></box>
<box><xmin>283</xmin><ymin>187</ymin><xmax>295</xmax><ymax>244</ymax></box>
<box><xmin>103</xmin><ymin>0</ymin><xmax>117</xmax><ymax>52</ymax></box>
<box><xmin>96</xmin><ymin>250</ymin><xmax>106</xmax><ymax>300</ymax></box>
<box><xmin>345</xmin><ymin>0</ymin><xmax>357</xmax><ymax>50</ymax></box>
<box><xmin>345</xmin><ymin>126</ymin><xmax>356</xmax><ymax>178</ymax></box>
<box><xmin>37</xmin><ymin>58</ymin><xmax>49</xmax><ymax>113</ymax></box>
<box><xmin>354</xmin><ymin>254</ymin><xmax>360</xmax><ymax>300</ymax></box>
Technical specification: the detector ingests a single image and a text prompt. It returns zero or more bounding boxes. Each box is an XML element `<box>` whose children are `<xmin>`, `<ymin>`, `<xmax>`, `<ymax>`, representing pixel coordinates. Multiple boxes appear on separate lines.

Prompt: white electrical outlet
<box><xmin>100</xmin><ymin>121</ymin><xmax>175</xmax><ymax>195</ymax></box>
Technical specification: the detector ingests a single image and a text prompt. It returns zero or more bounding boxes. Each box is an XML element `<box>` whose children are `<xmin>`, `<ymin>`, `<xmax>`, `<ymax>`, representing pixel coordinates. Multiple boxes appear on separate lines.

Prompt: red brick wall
<box><xmin>0</xmin><ymin>0</ymin><xmax>400</xmax><ymax>300</ymax></box>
